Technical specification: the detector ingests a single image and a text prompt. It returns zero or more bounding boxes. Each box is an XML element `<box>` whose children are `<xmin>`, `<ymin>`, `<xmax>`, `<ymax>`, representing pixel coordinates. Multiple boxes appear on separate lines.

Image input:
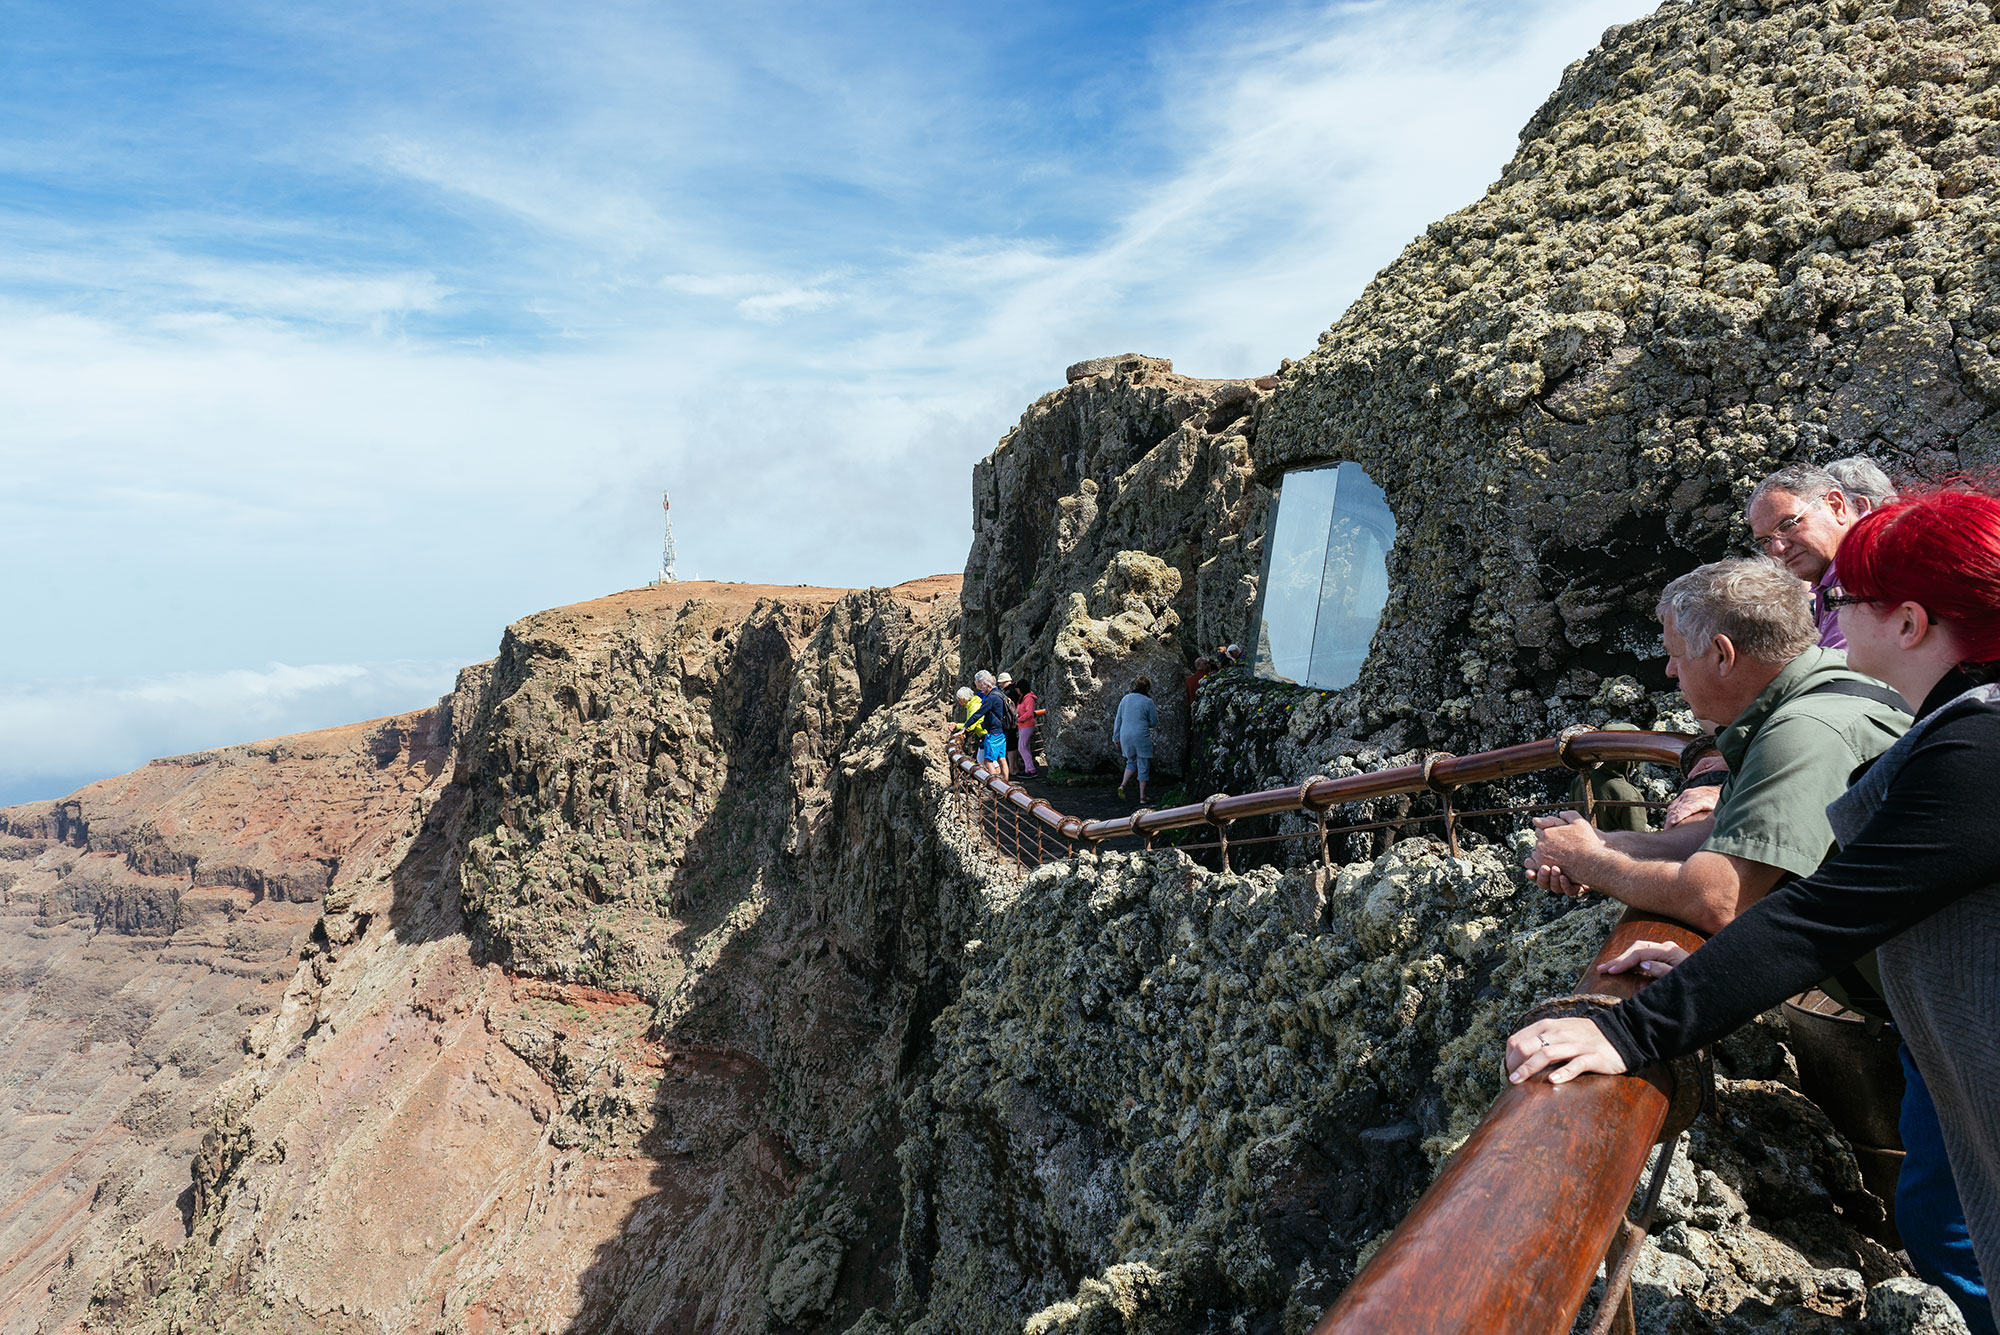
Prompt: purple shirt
<box><xmin>1813</xmin><ymin>561</ymin><xmax>1846</xmax><ymax>650</ymax></box>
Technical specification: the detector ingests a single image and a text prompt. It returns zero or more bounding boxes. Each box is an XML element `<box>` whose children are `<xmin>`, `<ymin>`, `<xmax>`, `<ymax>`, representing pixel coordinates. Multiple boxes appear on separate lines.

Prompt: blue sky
<box><xmin>0</xmin><ymin>0</ymin><xmax>1656</xmax><ymax>804</ymax></box>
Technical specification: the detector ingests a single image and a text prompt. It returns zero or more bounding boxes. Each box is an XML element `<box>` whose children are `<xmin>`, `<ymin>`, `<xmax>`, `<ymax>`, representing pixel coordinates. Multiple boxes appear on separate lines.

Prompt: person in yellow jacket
<box><xmin>953</xmin><ymin>686</ymin><xmax>985</xmax><ymax>754</ymax></box>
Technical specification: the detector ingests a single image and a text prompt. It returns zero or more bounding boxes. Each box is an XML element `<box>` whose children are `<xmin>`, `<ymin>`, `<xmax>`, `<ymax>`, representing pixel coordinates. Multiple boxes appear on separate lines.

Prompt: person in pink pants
<box><xmin>1013</xmin><ymin>677</ymin><xmax>1039</xmax><ymax>776</ymax></box>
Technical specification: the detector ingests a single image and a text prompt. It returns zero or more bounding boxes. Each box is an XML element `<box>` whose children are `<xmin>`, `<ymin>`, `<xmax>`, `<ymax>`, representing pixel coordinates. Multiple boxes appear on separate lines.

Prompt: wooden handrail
<box><xmin>1312</xmin><ymin>910</ymin><xmax>1707</xmax><ymax>1334</ymax></box>
<box><xmin>947</xmin><ymin>729</ymin><xmax>1691</xmax><ymax>846</ymax></box>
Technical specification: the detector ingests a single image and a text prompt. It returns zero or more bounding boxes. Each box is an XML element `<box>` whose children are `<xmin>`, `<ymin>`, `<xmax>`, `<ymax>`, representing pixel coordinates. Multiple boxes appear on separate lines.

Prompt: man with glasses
<box><xmin>1747</xmin><ymin>462</ymin><xmax>1862</xmax><ymax>649</ymax></box>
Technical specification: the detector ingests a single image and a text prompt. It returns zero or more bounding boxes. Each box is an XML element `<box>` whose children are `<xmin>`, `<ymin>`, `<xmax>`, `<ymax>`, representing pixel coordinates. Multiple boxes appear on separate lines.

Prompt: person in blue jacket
<box><xmin>966</xmin><ymin>670</ymin><xmax>1013</xmax><ymax>781</ymax></box>
<box><xmin>1113</xmin><ymin>676</ymin><xmax>1158</xmax><ymax>803</ymax></box>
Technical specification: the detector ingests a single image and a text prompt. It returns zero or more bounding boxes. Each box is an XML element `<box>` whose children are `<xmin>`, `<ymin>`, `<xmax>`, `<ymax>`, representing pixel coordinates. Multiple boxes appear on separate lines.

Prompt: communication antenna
<box><xmin>659</xmin><ymin>491</ymin><xmax>678</xmax><ymax>583</ymax></box>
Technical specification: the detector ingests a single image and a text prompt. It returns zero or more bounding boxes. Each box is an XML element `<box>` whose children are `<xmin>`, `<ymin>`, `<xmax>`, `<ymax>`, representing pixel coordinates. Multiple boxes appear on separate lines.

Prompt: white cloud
<box><xmin>0</xmin><ymin>659</ymin><xmax>464</xmax><ymax>807</ymax></box>
<box><xmin>0</xmin><ymin>0</ymin><xmax>1661</xmax><ymax>792</ymax></box>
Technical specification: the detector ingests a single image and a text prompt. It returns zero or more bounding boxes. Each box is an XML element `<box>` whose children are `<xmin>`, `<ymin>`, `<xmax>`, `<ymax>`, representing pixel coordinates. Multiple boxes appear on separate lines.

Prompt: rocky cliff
<box><xmin>3</xmin><ymin>2</ymin><xmax>1996</xmax><ymax>1333</ymax></box>
<box><xmin>47</xmin><ymin>576</ymin><xmax>998</xmax><ymax>1335</ymax></box>
<box><xmin>1252</xmin><ymin>0</ymin><xmax>2000</xmax><ymax>761</ymax></box>
<box><xmin>960</xmin><ymin>355</ymin><xmax>1271</xmax><ymax>776</ymax></box>
<box><xmin>0</xmin><ymin>710</ymin><xmax>451</xmax><ymax>1334</ymax></box>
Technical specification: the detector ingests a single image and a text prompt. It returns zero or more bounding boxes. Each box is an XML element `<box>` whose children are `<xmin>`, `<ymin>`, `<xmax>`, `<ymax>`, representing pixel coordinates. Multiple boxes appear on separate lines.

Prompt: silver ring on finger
<box><xmin>1538</xmin><ymin>1035</ymin><xmax>1550</xmax><ymax>1049</ymax></box>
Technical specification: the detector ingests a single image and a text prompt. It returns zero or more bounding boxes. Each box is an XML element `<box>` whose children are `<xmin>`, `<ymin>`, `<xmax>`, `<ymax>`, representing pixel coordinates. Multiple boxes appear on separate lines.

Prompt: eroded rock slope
<box><xmin>79</xmin><ymin>577</ymin><xmax>990</xmax><ymax>1335</ymax></box>
<box><xmin>0</xmin><ymin>710</ymin><xmax>451</xmax><ymax>1334</ymax></box>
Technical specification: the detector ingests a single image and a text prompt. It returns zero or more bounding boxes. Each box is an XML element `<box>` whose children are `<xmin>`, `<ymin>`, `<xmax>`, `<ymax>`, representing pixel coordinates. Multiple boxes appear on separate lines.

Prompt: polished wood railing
<box><xmin>948</xmin><ymin>727</ymin><xmax>1689</xmax><ymax>863</ymax></box>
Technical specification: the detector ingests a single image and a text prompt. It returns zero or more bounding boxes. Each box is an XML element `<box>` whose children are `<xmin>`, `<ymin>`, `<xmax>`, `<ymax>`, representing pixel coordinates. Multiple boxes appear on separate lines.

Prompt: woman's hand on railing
<box><xmin>1596</xmin><ymin>939</ymin><xmax>1691</xmax><ymax>979</ymax></box>
<box><xmin>1505</xmin><ymin>1018</ymin><xmax>1630</xmax><ymax>1085</ymax></box>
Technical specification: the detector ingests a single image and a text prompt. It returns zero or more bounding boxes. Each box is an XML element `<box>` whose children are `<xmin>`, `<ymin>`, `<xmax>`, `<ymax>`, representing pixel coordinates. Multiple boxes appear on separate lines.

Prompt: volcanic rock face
<box><xmin>72</xmin><ymin>578</ymin><xmax>988</xmax><ymax>1335</ymax></box>
<box><xmin>0</xmin><ymin>711</ymin><xmax>451</xmax><ymax>1334</ymax></box>
<box><xmin>1251</xmin><ymin>0</ymin><xmax>2000</xmax><ymax>757</ymax></box>
<box><xmin>902</xmin><ymin>843</ymin><xmax>1921</xmax><ymax>1335</ymax></box>
<box><xmin>960</xmin><ymin>357</ymin><xmax>1268</xmax><ymax>775</ymax></box>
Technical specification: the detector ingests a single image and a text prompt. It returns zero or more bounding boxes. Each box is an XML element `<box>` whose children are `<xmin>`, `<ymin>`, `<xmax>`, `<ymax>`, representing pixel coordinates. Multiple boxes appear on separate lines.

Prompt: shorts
<box><xmin>982</xmin><ymin>731</ymin><xmax>1007</xmax><ymax>762</ymax></box>
<box><xmin>1121</xmin><ymin>746</ymin><xmax>1150</xmax><ymax>783</ymax></box>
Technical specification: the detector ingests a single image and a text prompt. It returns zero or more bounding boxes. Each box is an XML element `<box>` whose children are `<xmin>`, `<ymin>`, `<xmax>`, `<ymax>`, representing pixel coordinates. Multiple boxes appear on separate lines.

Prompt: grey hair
<box><xmin>1747</xmin><ymin>462</ymin><xmax>1841</xmax><ymax>514</ymax></box>
<box><xmin>973</xmin><ymin>670</ymin><xmax>995</xmax><ymax>688</ymax></box>
<box><xmin>1656</xmin><ymin>558</ymin><xmax>1817</xmax><ymax>665</ymax></box>
<box><xmin>1823</xmin><ymin>455</ymin><xmax>1896</xmax><ymax>508</ymax></box>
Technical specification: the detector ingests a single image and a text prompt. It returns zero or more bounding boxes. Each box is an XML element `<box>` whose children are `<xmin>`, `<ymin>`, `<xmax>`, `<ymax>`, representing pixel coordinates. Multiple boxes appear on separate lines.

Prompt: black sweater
<box><xmin>1593</xmin><ymin>669</ymin><xmax>2000</xmax><ymax>1071</ymax></box>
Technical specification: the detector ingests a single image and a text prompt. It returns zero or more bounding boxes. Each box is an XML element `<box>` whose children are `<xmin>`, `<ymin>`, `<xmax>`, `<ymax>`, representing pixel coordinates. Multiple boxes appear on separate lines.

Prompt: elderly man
<box><xmin>1747</xmin><ymin>462</ymin><xmax>1863</xmax><ymax>648</ymax></box>
<box><xmin>1825</xmin><ymin>455</ymin><xmax>1897</xmax><ymax>514</ymax></box>
<box><xmin>1529</xmin><ymin>558</ymin><xmax>1992</xmax><ymax>1334</ymax></box>
<box><xmin>963</xmin><ymin>670</ymin><xmax>1013</xmax><ymax>781</ymax></box>
<box><xmin>1528</xmin><ymin>557</ymin><xmax>1907</xmax><ymax>935</ymax></box>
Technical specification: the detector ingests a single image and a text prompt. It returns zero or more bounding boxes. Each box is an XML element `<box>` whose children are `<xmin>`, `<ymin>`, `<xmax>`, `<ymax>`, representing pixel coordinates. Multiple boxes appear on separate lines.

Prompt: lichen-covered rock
<box><xmin>1866</xmin><ymin>1276</ymin><xmax>1973</xmax><ymax>1334</ymax></box>
<box><xmin>1047</xmin><ymin>552</ymin><xmax>1190</xmax><ymax>772</ymax></box>
<box><xmin>1247</xmin><ymin>0</ymin><xmax>2000</xmax><ymax>759</ymax></box>
<box><xmin>891</xmin><ymin>837</ymin><xmax>1900</xmax><ymax>1334</ymax></box>
<box><xmin>960</xmin><ymin>360</ymin><xmax>1268</xmax><ymax>768</ymax></box>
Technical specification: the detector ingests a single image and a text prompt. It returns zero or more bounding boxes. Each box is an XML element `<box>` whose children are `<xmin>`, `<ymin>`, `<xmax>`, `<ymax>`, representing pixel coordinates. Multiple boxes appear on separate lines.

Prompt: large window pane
<box><xmin>1250</xmin><ymin>462</ymin><xmax>1395</xmax><ymax>690</ymax></box>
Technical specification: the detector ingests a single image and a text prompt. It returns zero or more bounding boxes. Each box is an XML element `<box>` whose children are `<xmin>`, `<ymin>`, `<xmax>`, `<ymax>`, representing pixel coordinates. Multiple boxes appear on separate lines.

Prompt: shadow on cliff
<box><xmin>548</xmin><ymin>594</ymin><xmax>948</xmax><ymax>1335</ymax></box>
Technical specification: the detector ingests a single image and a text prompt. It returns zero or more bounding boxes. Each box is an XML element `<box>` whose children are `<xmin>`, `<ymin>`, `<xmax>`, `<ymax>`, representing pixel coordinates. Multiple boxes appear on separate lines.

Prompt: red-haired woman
<box><xmin>1506</xmin><ymin>486</ymin><xmax>2000</xmax><ymax>1331</ymax></box>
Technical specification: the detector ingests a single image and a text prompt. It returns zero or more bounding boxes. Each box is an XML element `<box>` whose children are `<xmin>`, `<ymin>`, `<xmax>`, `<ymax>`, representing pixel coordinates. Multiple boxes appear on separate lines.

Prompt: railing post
<box><xmin>1298</xmin><ymin>777</ymin><xmax>1332</xmax><ymax>870</ymax></box>
<box><xmin>1558</xmin><ymin>724</ymin><xmax>1596</xmax><ymax>823</ymax></box>
<box><xmin>1202</xmin><ymin>795</ymin><xmax>1231</xmax><ymax>873</ymax></box>
<box><xmin>1422</xmin><ymin>753</ymin><xmax>1460</xmax><ymax>859</ymax></box>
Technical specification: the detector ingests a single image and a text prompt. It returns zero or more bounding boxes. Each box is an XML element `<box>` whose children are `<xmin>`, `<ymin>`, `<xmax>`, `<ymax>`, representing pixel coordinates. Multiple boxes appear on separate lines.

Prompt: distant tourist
<box><xmin>1113</xmin><ymin>676</ymin><xmax>1158</xmax><ymax>803</ymax></box>
<box><xmin>1185</xmin><ymin>656</ymin><xmax>1215</xmax><ymax>710</ymax></box>
<box><xmin>1825</xmin><ymin>455</ymin><xmax>1898</xmax><ymax>514</ymax></box>
<box><xmin>997</xmin><ymin>673</ymin><xmax>1019</xmax><ymax>769</ymax></box>
<box><xmin>1747</xmin><ymin>462</ymin><xmax>1862</xmax><ymax>648</ymax></box>
<box><xmin>1012</xmin><ymin>676</ymin><xmax>1039</xmax><ymax>777</ymax></box>
<box><xmin>1512</xmin><ymin>488</ymin><xmax>2000</xmax><ymax>1333</ymax></box>
<box><xmin>953</xmin><ymin>686</ymin><xmax>982</xmax><ymax>755</ymax></box>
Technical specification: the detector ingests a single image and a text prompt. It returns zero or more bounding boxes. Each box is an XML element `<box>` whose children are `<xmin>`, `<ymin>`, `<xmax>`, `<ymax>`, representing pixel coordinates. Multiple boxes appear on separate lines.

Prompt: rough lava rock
<box><xmin>960</xmin><ymin>356</ymin><xmax>1269</xmax><ymax>773</ymax></box>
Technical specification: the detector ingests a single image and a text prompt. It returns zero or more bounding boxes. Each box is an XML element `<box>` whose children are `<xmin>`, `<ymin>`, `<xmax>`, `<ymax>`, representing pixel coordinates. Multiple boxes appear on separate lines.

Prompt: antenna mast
<box><xmin>659</xmin><ymin>491</ymin><xmax>678</xmax><ymax>584</ymax></box>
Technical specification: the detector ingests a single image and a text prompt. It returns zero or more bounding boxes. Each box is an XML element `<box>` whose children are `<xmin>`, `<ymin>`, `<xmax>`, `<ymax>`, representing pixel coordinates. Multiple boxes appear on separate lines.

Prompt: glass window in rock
<box><xmin>1250</xmin><ymin>461</ymin><xmax>1395</xmax><ymax>690</ymax></box>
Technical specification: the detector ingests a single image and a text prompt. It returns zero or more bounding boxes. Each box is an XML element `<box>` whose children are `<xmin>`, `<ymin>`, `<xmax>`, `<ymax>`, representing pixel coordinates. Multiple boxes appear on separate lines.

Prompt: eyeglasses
<box><xmin>1747</xmin><ymin>507</ymin><xmax>1814</xmax><ymax>555</ymax></box>
<box><xmin>1824</xmin><ymin>589</ymin><xmax>1937</xmax><ymax>620</ymax></box>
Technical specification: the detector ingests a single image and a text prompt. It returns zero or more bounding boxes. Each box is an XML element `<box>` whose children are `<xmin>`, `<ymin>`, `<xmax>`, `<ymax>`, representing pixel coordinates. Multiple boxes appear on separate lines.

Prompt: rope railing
<box><xmin>942</xmin><ymin>724</ymin><xmax>1710</xmax><ymax>1331</ymax></box>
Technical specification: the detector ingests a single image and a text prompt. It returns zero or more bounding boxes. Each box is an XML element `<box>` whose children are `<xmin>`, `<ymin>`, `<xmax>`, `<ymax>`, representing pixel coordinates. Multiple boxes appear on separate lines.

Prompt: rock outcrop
<box><xmin>71</xmin><ymin>578</ymin><xmax>990</xmax><ymax>1335</ymax></box>
<box><xmin>960</xmin><ymin>357</ymin><xmax>1270</xmax><ymax>775</ymax></box>
<box><xmin>1249</xmin><ymin>0</ymin><xmax>2000</xmax><ymax>759</ymax></box>
<box><xmin>908</xmin><ymin>841</ymin><xmax>1933</xmax><ymax>1334</ymax></box>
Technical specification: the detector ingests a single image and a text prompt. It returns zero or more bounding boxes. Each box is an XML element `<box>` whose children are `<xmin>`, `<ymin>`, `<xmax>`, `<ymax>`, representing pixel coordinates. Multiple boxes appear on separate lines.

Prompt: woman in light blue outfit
<box><xmin>1113</xmin><ymin>676</ymin><xmax>1157</xmax><ymax>803</ymax></box>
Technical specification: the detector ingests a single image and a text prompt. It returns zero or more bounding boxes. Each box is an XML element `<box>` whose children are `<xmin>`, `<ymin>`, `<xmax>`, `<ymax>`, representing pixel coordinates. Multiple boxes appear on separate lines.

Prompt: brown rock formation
<box><xmin>69</xmin><ymin>577</ymin><xmax>985</xmax><ymax>1335</ymax></box>
<box><xmin>0</xmin><ymin>710</ymin><xmax>450</xmax><ymax>1334</ymax></box>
